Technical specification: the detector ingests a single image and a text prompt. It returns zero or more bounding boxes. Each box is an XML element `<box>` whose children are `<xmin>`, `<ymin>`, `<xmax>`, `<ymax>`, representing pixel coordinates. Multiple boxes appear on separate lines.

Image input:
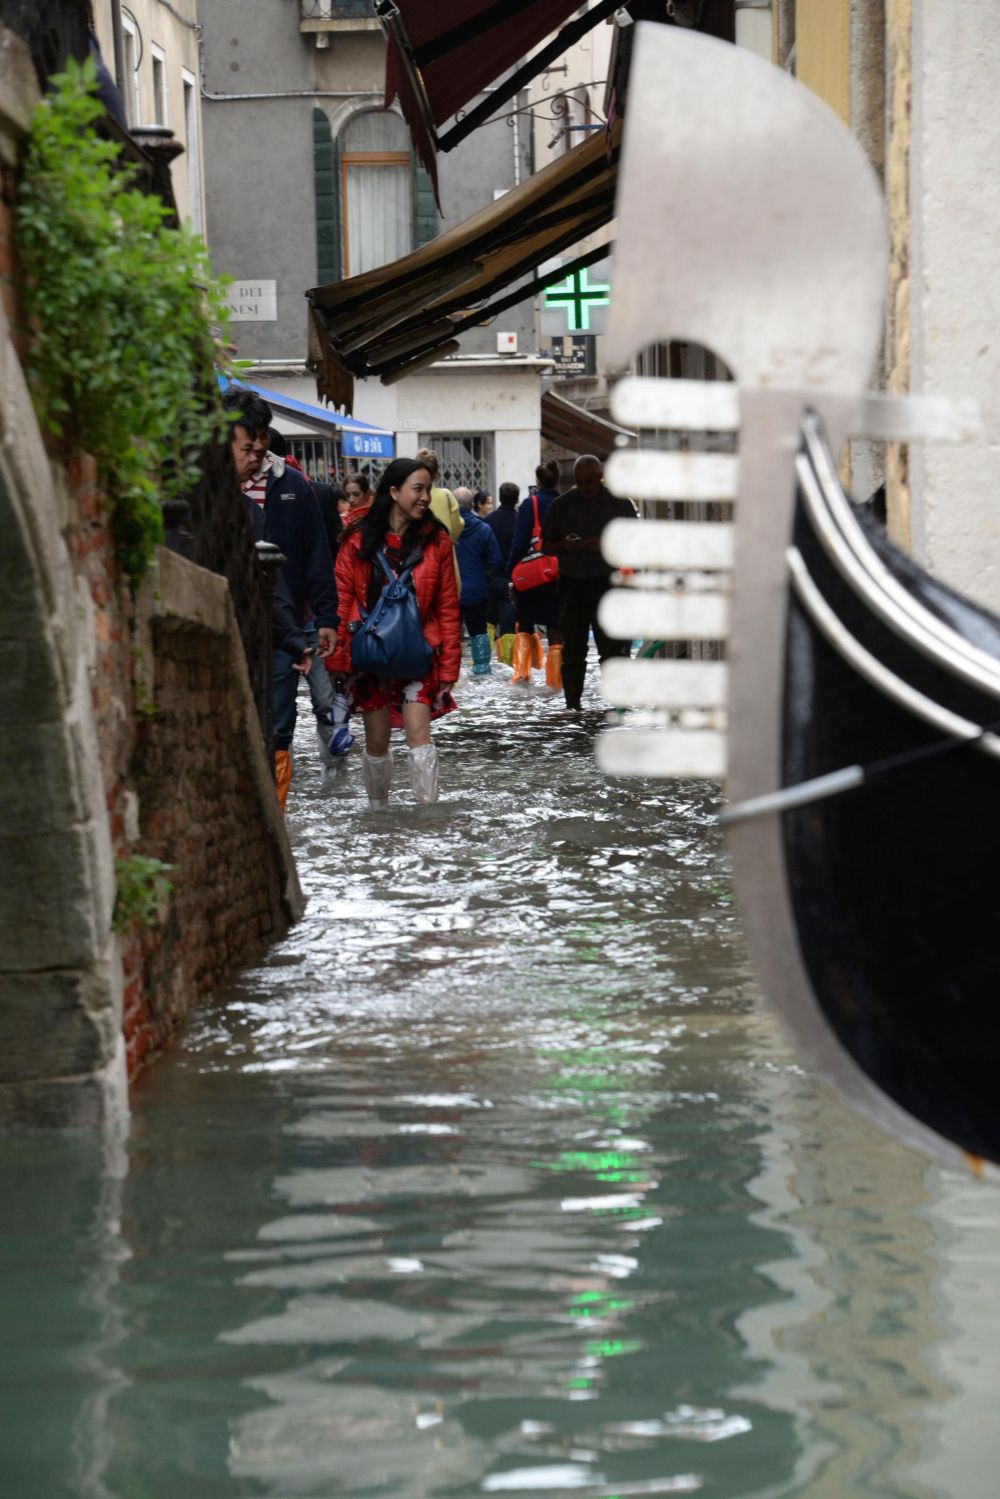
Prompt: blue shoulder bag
<box><xmin>350</xmin><ymin>549</ymin><xmax>433</xmax><ymax>680</ymax></box>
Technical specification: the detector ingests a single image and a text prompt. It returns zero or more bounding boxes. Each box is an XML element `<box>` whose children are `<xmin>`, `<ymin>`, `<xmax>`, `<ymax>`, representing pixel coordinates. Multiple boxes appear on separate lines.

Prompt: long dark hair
<box><xmin>351</xmin><ymin>458</ymin><xmax>443</xmax><ymax>562</ymax></box>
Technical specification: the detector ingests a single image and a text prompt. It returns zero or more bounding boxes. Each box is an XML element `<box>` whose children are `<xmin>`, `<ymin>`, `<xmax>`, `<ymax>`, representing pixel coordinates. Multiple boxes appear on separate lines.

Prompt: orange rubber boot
<box><xmin>530</xmin><ymin>632</ymin><xmax>544</xmax><ymax>669</ymax></box>
<box><xmin>274</xmin><ymin>749</ymin><xmax>292</xmax><ymax>811</ymax></box>
<box><xmin>510</xmin><ymin>630</ymin><xmax>534</xmax><ymax>684</ymax></box>
<box><xmin>545</xmin><ymin>642</ymin><xmax>563</xmax><ymax>691</ymax></box>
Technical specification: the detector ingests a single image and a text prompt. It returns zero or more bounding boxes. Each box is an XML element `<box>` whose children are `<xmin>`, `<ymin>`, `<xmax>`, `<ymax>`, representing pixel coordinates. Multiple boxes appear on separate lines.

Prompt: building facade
<box><xmin>199</xmin><ymin>0</ymin><xmax>554</xmax><ymax>496</ymax></box>
<box><xmin>766</xmin><ymin>0</ymin><xmax>999</xmax><ymax>608</ymax></box>
<box><xmin>92</xmin><ymin>0</ymin><xmax>206</xmax><ymax>231</ymax></box>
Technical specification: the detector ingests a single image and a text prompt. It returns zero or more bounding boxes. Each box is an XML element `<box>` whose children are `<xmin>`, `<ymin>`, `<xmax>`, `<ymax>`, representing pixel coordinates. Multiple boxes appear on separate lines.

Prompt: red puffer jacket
<box><xmin>331</xmin><ymin>523</ymin><xmax>462</xmax><ymax>682</ymax></box>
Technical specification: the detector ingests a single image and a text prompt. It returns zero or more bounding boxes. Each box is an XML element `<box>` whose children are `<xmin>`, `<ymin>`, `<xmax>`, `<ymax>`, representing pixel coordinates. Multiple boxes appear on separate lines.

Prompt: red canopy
<box><xmin>383</xmin><ymin>0</ymin><xmax>587</xmax><ymax>190</ymax></box>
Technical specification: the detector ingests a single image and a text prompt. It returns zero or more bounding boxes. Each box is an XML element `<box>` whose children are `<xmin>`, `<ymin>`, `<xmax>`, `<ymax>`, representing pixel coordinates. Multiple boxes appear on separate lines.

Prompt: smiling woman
<box><xmin>327</xmin><ymin>457</ymin><xmax>462</xmax><ymax>805</ymax></box>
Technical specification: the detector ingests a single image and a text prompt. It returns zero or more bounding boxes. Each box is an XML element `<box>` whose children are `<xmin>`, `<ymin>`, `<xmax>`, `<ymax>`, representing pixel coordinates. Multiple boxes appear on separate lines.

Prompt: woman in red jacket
<box><xmin>331</xmin><ymin>458</ymin><xmax>461</xmax><ymax>805</ymax></box>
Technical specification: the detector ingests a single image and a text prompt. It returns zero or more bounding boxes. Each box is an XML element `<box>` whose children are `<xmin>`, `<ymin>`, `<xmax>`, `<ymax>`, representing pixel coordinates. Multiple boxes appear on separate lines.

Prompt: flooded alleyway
<box><xmin>4</xmin><ymin>665</ymin><xmax>1000</xmax><ymax>1498</ymax></box>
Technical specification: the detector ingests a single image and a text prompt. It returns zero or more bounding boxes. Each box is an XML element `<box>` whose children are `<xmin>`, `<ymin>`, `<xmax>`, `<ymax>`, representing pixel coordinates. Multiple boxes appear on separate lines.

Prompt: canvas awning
<box><xmin>225</xmin><ymin>380</ymin><xmax>394</xmax><ymax>458</ymax></box>
<box><xmin>379</xmin><ymin>0</ymin><xmax>623</xmax><ymax>192</ymax></box>
<box><xmin>541</xmin><ymin>387</ymin><xmax>635</xmax><ymax>462</ymax></box>
<box><xmin>307</xmin><ymin>122</ymin><xmax>619</xmax><ymax>408</ymax></box>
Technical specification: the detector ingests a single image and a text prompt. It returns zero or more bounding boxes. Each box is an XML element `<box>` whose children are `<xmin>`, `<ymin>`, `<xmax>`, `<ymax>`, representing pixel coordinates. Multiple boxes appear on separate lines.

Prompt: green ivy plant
<box><xmin>15</xmin><ymin>55</ymin><xmax>233</xmax><ymax>582</ymax></box>
<box><xmin>112</xmin><ymin>854</ymin><xmax>174</xmax><ymax>933</ymax></box>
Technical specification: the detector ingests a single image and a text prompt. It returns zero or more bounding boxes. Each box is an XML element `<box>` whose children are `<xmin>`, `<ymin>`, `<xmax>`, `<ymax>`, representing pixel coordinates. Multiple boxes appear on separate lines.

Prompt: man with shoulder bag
<box><xmin>540</xmin><ymin>454</ymin><xmax>635</xmax><ymax>711</ymax></box>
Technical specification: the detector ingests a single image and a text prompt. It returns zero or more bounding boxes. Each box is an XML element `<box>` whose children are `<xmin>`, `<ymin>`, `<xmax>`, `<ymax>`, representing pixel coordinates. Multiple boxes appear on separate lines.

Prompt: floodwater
<box><xmin>3</xmin><ymin>661</ymin><xmax>1000</xmax><ymax>1498</ymax></box>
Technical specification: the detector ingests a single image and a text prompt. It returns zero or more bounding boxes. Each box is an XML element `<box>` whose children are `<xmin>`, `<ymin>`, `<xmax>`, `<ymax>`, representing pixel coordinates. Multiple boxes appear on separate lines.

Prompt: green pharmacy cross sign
<box><xmin>543</xmin><ymin>265</ymin><xmax>611</xmax><ymax>332</ymax></box>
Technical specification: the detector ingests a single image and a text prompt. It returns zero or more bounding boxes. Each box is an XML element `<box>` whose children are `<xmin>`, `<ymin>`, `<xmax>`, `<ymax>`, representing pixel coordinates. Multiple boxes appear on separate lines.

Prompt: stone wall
<box><xmin>124</xmin><ymin>551</ymin><xmax>303</xmax><ymax>1078</ymax></box>
<box><xmin>0</xmin><ymin>27</ymin><xmax>304</xmax><ymax>1125</ymax></box>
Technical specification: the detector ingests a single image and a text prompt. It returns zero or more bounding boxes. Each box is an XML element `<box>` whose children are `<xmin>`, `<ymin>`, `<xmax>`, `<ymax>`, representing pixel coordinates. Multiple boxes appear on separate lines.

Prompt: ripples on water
<box><xmin>3</xmin><ymin>666</ymin><xmax>1000</xmax><ymax>1497</ymax></box>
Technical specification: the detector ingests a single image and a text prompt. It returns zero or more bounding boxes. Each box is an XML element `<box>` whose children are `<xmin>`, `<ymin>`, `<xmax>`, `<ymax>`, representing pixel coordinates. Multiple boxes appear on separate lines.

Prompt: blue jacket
<box><xmin>262</xmin><ymin>460</ymin><xmax>337</xmax><ymax>629</ymax></box>
<box><xmin>507</xmin><ymin>486</ymin><xmax>559</xmax><ymax>573</ymax></box>
<box><xmin>455</xmin><ymin>507</ymin><xmax>504</xmax><ymax>604</ymax></box>
<box><xmin>485</xmin><ymin>504</ymin><xmax>518</xmax><ymax>574</ymax></box>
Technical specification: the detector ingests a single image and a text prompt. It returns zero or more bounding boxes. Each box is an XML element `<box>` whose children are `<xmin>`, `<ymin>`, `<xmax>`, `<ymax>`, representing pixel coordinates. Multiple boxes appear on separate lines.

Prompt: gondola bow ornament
<box><xmin>598</xmin><ymin>24</ymin><xmax>998</xmax><ymax>1177</ymax></box>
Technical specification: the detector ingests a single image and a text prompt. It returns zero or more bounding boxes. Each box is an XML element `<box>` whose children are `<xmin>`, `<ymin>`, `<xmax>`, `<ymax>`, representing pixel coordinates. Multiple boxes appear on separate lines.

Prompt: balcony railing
<box><xmin>300</xmin><ymin>0</ymin><xmax>377</xmax><ymax>22</ymax></box>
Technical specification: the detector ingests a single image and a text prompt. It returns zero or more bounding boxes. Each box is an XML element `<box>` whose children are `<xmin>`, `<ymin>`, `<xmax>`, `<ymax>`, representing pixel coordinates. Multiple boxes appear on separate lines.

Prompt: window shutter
<box><xmin>412</xmin><ymin>157</ymin><xmax>438</xmax><ymax>249</ymax></box>
<box><xmin>313</xmin><ymin>108</ymin><xmax>341</xmax><ymax>284</ymax></box>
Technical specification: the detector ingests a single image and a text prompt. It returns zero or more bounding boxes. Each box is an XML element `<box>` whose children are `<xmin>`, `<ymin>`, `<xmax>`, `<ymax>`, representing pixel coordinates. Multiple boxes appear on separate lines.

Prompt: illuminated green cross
<box><xmin>543</xmin><ymin>266</ymin><xmax>611</xmax><ymax>332</ymax></box>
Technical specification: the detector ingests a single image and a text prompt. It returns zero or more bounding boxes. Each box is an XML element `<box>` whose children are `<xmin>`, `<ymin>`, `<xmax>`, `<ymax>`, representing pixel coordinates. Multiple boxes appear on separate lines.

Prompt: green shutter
<box><xmin>313</xmin><ymin>107</ymin><xmax>341</xmax><ymax>285</ymax></box>
<box><xmin>412</xmin><ymin>157</ymin><xmax>438</xmax><ymax>249</ymax></box>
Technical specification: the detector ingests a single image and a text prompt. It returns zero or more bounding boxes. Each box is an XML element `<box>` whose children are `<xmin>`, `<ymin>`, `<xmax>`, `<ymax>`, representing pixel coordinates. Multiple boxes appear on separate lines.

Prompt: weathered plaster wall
<box><xmin>907</xmin><ymin>0</ymin><xmax>1000</xmax><ymax>607</ymax></box>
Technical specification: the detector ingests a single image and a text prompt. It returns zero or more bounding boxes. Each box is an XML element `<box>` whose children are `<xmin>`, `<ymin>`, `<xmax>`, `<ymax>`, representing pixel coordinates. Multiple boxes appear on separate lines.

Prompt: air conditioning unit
<box><xmin>497</xmin><ymin>331</ymin><xmax>518</xmax><ymax>353</ymax></box>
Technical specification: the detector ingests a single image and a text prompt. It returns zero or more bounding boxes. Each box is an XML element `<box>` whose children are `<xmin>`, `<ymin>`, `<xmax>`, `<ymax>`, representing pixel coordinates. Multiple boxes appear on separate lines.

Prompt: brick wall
<box><xmin>124</xmin><ymin>605</ymin><xmax>299</xmax><ymax>1076</ymax></box>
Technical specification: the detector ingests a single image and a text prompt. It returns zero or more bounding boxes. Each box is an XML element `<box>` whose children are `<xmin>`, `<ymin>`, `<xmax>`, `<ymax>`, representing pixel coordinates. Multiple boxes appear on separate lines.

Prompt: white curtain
<box><xmin>345</xmin><ymin>164</ymin><xmax>411</xmax><ymax>276</ymax></box>
<box><xmin>342</xmin><ymin>110</ymin><xmax>412</xmax><ymax>276</ymax></box>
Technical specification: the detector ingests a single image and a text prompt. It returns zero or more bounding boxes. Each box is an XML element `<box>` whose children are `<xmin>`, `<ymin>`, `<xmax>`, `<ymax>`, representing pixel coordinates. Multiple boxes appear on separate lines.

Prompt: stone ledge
<box><xmin>144</xmin><ymin>546</ymin><xmax>232</xmax><ymax>636</ymax></box>
<box><xmin>0</xmin><ymin>1034</ymin><xmax>128</xmax><ymax>1131</ymax></box>
<box><xmin>0</xmin><ymin>29</ymin><xmax>38</xmax><ymax>171</ymax></box>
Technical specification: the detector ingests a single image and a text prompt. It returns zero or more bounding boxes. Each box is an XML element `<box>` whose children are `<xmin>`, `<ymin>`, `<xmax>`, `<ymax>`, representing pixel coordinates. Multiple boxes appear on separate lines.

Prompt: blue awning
<box><xmin>224</xmin><ymin>378</ymin><xmax>395</xmax><ymax>459</ymax></box>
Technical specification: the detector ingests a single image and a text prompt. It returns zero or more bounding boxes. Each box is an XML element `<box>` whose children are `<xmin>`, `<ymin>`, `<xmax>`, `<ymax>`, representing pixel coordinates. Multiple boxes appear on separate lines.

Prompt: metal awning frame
<box><xmin>378</xmin><ymin>0</ymin><xmax>624</xmax><ymax>158</ymax></box>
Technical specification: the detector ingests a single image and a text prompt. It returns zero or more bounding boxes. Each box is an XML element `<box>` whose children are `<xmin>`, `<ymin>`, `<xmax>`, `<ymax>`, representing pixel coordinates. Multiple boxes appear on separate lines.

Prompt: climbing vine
<box><xmin>15</xmin><ymin>56</ymin><xmax>233</xmax><ymax>582</ymax></box>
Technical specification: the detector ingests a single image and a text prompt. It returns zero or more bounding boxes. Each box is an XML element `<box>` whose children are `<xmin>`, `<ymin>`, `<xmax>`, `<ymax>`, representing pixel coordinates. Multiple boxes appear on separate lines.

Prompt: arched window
<box><xmin>340</xmin><ymin>110</ymin><xmax>412</xmax><ymax>277</ymax></box>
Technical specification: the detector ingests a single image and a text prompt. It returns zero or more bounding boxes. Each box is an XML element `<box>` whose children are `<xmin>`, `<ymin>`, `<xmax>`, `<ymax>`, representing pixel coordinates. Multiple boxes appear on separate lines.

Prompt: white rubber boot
<box><xmin>408</xmin><ymin>743</ymin><xmax>439</xmax><ymax>804</ymax></box>
<box><xmin>361</xmin><ymin>749</ymin><xmax>393</xmax><ymax>807</ymax></box>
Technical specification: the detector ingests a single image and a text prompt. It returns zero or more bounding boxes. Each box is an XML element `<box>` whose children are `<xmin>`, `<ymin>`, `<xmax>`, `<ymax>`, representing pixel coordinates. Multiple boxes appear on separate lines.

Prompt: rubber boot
<box><xmin>470</xmin><ymin>632</ymin><xmax>492</xmax><ymax>676</ymax></box>
<box><xmin>274</xmin><ymin>749</ymin><xmax>292</xmax><ymax>811</ymax></box>
<box><xmin>496</xmin><ymin>632</ymin><xmax>516</xmax><ymax>666</ymax></box>
<box><xmin>510</xmin><ymin>630</ymin><xmax>534</xmax><ymax>684</ymax></box>
<box><xmin>530</xmin><ymin>632</ymin><xmax>545</xmax><ymax>669</ymax></box>
<box><xmin>361</xmin><ymin>749</ymin><xmax>392</xmax><ymax>807</ymax></box>
<box><xmin>545</xmin><ymin>641</ymin><xmax>564</xmax><ymax>692</ymax></box>
<box><xmin>314</xmin><ymin>724</ymin><xmax>337</xmax><ymax>770</ymax></box>
<box><xmin>408</xmin><ymin>743</ymin><xmax>440</xmax><ymax>804</ymax></box>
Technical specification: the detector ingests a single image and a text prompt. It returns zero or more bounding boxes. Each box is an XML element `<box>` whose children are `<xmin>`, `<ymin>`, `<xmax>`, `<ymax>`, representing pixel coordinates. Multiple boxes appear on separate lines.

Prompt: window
<box><xmin>419</xmin><ymin>434</ymin><xmax>495</xmax><ymax>495</ymax></box>
<box><xmin>121</xmin><ymin>11</ymin><xmax>141</xmax><ymax>126</ymax></box>
<box><xmin>182</xmin><ymin>69</ymin><xmax>202</xmax><ymax>233</ymax></box>
<box><xmin>340</xmin><ymin>111</ymin><xmax>412</xmax><ymax>276</ymax></box>
<box><xmin>285</xmin><ymin>435</ymin><xmax>389</xmax><ymax>487</ymax></box>
<box><xmin>151</xmin><ymin>43</ymin><xmax>168</xmax><ymax>127</ymax></box>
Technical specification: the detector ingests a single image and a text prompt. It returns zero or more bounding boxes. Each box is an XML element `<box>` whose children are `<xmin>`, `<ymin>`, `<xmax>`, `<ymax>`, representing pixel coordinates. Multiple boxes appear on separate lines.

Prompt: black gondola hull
<box><xmin>782</xmin><ymin>496</ymin><xmax>1000</xmax><ymax>1164</ymax></box>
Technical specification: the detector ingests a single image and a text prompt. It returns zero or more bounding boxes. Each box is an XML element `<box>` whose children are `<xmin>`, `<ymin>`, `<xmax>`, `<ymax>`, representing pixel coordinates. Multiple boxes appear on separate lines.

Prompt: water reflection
<box><xmin>3</xmin><ymin>671</ymin><xmax>1000</xmax><ymax>1495</ymax></box>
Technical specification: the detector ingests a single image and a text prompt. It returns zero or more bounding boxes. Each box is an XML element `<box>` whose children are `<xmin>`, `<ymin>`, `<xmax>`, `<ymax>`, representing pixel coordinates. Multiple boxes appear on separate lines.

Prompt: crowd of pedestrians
<box><xmin>223</xmin><ymin>389</ymin><xmax>634</xmax><ymax>810</ymax></box>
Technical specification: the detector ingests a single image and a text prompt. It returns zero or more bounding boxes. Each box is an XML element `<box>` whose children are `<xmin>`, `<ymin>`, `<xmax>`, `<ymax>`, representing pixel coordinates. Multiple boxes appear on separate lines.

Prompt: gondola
<box><xmin>590</xmin><ymin>22</ymin><xmax>1000</xmax><ymax>1173</ymax></box>
<box><xmin>745</xmin><ymin>414</ymin><xmax>1000</xmax><ymax>1168</ymax></box>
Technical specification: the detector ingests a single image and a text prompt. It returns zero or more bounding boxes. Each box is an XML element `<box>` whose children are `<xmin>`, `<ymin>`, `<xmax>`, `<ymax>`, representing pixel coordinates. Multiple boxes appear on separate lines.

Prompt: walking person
<box><xmin>508</xmin><ymin>460</ymin><xmax>562</xmax><ymax>685</ymax></box>
<box><xmin>415</xmin><ymin>448</ymin><xmax>464</xmax><ymax>586</ymax></box>
<box><xmin>541</xmin><ymin>454</ymin><xmax>635</xmax><ymax>711</ymax></box>
<box><xmin>330</xmin><ymin>458</ymin><xmax>460</xmax><ymax>805</ymax></box>
<box><xmin>224</xmin><ymin>389</ymin><xmax>338</xmax><ymax>806</ymax></box>
<box><xmin>343</xmin><ymin>472</ymin><xmax>371</xmax><ymax>516</ymax></box>
<box><xmin>454</xmin><ymin>487</ymin><xmax>504</xmax><ymax>676</ymax></box>
<box><xmin>485</xmin><ymin>482</ymin><xmax>519</xmax><ymax>657</ymax></box>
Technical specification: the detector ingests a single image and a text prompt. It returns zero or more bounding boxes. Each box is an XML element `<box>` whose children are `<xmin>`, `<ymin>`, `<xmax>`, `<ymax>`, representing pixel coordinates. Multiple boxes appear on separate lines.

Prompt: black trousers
<box><xmin>558</xmin><ymin>577</ymin><xmax>629</xmax><ymax>708</ymax></box>
<box><xmin>460</xmin><ymin>601</ymin><xmax>489</xmax><ymax>636</ymax></box>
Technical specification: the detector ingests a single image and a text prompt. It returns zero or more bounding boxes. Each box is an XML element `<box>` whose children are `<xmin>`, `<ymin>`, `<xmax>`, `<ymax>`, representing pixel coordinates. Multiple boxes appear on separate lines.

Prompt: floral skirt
<box><xmin>349</xmin><ymin>671</ymin><xmax>456</xmax><ymax>729</ymax></box>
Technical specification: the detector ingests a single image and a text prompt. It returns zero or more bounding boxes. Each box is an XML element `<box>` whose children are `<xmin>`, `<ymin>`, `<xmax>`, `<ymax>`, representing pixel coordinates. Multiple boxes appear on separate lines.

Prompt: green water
<box><xmin>3</xmin><ymin>673</ymin><xmax>999</xmax><ymax>1497</ymax></box>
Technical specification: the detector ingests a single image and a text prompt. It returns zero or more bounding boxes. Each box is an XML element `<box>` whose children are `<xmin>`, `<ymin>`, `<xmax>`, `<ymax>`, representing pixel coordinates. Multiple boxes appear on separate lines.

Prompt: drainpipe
<box><xmin>110</xmin><ymin>0</ymin><xmax>127</xmax><ymax>99</ymax></box>
<box><xmin>197</xmin><ymin>33</ymin><xmax>382</xmax><ymax>103</ymax></box>
<box><xmin>512</xmin><ymin>102</ymin><xmax>521</xmax><ymax>188</ymax></box>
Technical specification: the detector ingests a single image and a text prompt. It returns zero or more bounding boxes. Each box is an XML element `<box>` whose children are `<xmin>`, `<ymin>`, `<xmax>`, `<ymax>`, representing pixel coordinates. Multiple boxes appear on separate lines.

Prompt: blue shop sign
<box><xmin>343</xmin><ymin>430</ymin><xmax>395</xmax><ymax>459</ymax></box>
